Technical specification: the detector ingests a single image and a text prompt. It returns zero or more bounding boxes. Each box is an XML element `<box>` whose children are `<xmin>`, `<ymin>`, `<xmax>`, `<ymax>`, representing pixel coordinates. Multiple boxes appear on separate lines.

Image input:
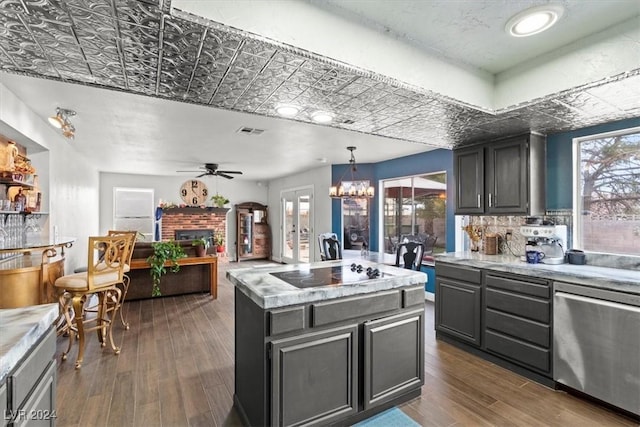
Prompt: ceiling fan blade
<box><xmin>176</xmin><ymin>170</ymin><xmax>202</xmax><ymax>173</ymax></box>
<box><xmin>216</xmin><ymin>170</ymin><xmax>243</xmax><ymax>175</ymax></box>
<box><xmin>217</xmin><ymin>172</ymin><xmax>235</xmax><ymax>179</ymax></box>
<box><xmin>196</xmin><ymin>172</ymin><xmax>210</xmax><ymax>178</ymax></box>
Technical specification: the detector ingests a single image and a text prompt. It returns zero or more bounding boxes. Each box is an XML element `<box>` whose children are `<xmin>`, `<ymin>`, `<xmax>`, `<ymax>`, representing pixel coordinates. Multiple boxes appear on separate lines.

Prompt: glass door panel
<box><xmin>281</xmin><ymin>189</ymin><xmax>313</xmax><ymax>264</ymax></box>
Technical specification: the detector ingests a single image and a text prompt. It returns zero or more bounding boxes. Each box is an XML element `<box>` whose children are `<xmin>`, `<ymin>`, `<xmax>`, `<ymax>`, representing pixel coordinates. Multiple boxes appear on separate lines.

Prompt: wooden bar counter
<box><xmin>0</xmin><ymin>237</ymin><xmax>74</xmax><ymax>308</ymax></box>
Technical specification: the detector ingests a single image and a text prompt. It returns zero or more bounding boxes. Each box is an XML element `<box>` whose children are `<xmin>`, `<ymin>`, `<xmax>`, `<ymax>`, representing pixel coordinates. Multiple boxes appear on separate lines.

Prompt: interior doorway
<box><xmin>281</xmin><ymin>188</ymin><xmax>313</xmax><ymax>264</ymax></box>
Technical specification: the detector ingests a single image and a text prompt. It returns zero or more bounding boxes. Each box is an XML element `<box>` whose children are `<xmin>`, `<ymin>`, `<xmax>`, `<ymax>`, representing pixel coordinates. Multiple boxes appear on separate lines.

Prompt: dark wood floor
<box><xmin>55</xmin><ymin>260</ymin><xmax>638</xmax><ymax>427</ymax></box>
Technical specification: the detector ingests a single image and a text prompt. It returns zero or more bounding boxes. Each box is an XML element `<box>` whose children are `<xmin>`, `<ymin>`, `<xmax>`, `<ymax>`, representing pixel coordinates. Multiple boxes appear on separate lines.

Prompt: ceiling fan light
<box><xmin>275</xmin><ymin>104</ymin><xmax>300</xmax><ymax>117</ymax></box>
<box><xmin>506</xmin><ymin>5</ymin><xmax>563</xmax><ymax>37</ymax></box>
<box><xmin>311</xmin><ymin>111</ymin><xmax>333</xmax><ymax>123</ymax></box>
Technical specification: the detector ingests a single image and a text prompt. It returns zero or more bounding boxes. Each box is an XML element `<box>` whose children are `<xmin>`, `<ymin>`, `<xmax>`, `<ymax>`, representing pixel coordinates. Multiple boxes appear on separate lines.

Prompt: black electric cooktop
<box><xmin>270</xmin><ymin>264</ymin><xmax>389</xmax><ymax>289</ymax></box>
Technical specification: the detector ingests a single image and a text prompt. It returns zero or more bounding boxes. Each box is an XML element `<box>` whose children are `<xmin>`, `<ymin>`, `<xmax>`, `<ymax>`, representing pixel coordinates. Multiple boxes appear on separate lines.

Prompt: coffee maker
<box><xmin>519</xmin><ymin>224</ymin><xmax>567</xmax><ymax>265</ymax></box>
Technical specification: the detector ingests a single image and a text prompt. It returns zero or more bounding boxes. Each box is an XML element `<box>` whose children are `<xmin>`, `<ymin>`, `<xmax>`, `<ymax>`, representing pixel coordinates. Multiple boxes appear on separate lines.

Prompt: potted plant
<box><xmin>215</xmin><ymin>233</ymin><xmax>225</xmax><ymax>253</ymax></box>
<box><xmin>211</xmin><ymin>193</ymin><xmax>229</xmax><ymax>208</ymax></box>
<box><xmin>146</xmin><ymin>240</ymin><xmax>187</xmax><ymax>297</ymax></box>
<box><xmin>192</xmin><ymin>237</ymin><xmax>209</xmax><ymax>257</ymax></box>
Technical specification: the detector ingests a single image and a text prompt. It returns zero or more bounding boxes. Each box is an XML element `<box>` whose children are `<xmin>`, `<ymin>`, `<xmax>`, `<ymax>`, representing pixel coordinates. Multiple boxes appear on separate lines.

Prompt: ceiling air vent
<box><xmin>342</xmin><ymin>119</ymin><xmax>355</xmax><ymax>125</ymax></box>
<box><xmin>237</xmin><ymin>126</ymin><xmax>265</xmax><ymax>135</ymax></box>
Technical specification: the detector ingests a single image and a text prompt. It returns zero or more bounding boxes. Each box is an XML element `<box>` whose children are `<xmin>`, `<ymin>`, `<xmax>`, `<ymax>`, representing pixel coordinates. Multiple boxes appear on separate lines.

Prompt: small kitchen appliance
<box><xmin>519</xmin><ymin>224</ymin><xmax>567</xmax><ymax>265</ymax></box>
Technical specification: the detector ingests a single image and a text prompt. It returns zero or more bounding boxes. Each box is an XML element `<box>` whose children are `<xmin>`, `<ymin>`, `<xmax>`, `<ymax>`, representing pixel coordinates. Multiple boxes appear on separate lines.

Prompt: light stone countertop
<box><xmin>435</xmin><ymin>252</ymin><xmax>639</xmax><ymax>294</ymax></box>
<box><xmin>227</xmin><ymin>259</ymin><xmax>427</xmax><ymax>309</ymax></box>
<box><xmin>0</xmin><ymin>303</ymin><xmax>58</xmax><ymax>384</ymax></box>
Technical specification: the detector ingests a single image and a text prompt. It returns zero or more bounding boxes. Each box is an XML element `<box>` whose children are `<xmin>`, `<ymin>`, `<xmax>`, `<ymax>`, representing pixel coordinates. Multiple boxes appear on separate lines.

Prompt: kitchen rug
<box><xmin>351</xmin><ymin>407</ymin><xmax>421</xmax><ymax>427</ymax></box>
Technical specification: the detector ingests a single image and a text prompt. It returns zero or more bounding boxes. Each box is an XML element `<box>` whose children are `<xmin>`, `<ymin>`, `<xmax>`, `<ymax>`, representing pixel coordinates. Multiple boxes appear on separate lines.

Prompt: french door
<box><xmin>281</xmin><ymin>188</ymin><xmax>313</xmax><ymax>264</ymax></box>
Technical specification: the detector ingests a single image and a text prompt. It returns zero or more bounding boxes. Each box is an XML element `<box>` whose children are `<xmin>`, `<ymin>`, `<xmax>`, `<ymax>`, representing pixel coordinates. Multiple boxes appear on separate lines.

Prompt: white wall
<box><xmin>99</xmin><ymin>172</ymin><xmax>268</xmax><ymax>260</ymax></box>
<box><xmin>0</xmin><ymin>83</ymin><xmax>100</xmax><ymax>272</ymax></box>
<box><xmin>267</xmin><ymin>165</ymin><xmax>332</xmax><ymax>262</ymax></box>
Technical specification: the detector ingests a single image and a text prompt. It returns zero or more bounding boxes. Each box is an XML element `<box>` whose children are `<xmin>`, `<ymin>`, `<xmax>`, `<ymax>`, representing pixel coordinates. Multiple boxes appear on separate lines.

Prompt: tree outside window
<box><xmin>575</xmin><ymin>128</ymin><xmax>640</xmax><ymax>255</ymax></box>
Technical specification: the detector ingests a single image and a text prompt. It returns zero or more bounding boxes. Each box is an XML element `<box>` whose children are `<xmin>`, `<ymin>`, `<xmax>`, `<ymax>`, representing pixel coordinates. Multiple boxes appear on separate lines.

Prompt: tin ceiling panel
<box><xmin>0</xmin><ymin>0</ymin><xmax>638</xmax><ymax>149</ymax></box>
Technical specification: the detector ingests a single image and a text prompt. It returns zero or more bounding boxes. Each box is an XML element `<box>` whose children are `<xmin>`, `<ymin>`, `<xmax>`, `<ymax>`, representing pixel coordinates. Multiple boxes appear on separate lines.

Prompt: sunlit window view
<box><xmin>383</xmin><ymin>172</ymin><xmax>447</xmax><ymax>259</ymax></box>
<box><xmin>575</xmin><ymin>128</ymin><xmax>640</xmax><ymax>256</ymax></box>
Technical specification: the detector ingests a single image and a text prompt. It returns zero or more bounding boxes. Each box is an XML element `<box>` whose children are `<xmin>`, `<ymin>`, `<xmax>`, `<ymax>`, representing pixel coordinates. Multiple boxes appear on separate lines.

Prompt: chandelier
<box><xmin>48</xmin><ymin>107</ymin><xmax>76</xmax><ymax>139</ymax></box>
<box><xmin>329</xmin><ymin>146</ymin><xmax>375</xmax><ymax>198</ymax></box>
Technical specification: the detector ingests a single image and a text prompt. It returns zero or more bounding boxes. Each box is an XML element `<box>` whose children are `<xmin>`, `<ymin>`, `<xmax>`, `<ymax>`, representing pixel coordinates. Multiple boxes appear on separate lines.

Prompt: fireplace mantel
<box><xmin>162</xmin><ymin>207</ymin><xmax>230</xmax><ymax>215</ymax></box>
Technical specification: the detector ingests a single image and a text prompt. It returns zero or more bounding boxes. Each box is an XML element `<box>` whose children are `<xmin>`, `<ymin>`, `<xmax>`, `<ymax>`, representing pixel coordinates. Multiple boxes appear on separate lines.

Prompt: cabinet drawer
<box><xmin>486</xmin><ymin>288</ymin><xmax>550</xmax><ymax>323</ymax></box>
<box><xmin>485</xmin><ymin>274</ymin><xmax>549</xmax><ymax>298</ymax></box>
<box><xmin>436</xmin><ymin>263</ymin><xmax>481</xmax><ymax>284</ymax></box>
<box><xmin>402</xmin><ymin>287</ymin><xmax>425</xmax><ymax>308</ymax></box>
<box><xmin>269</xmin><ymin>306</ymin><xmax>305</xmax><ymax>336</ymax></box>
<box><xmin>9</xmin><ymin>328</ymin><xmax>55</xmax><ymax>410</ymax></box>
<box><xmin>485</xmin><ymin>330</ymin><xmax>550</xmax><ymax>374</ymax></box>
<box><xmin>485</xmin><ymin>309</ymin><xmax>550</xmax><ymax>348</ymax></box>
<box><xmin>312</xmin><ymin>291</ymin><xmax>400</xmax><ymax>327</ymax></box>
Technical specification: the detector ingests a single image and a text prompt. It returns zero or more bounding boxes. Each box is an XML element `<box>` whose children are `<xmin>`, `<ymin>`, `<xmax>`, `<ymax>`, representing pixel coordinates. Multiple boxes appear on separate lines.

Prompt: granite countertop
<box><xmin>227</xmin><ymin>259</ymin><xmax>427</xmax><ymax>309</ymax></box>
<box><xmin>435</xmin><ymin>252</ymin><xmax>640</xmax><ymax>294</ymax></box>
<box><xmin>0</xmin><ymin>303</ymin><xmax>59</xmax><ymax>384</ymax></box>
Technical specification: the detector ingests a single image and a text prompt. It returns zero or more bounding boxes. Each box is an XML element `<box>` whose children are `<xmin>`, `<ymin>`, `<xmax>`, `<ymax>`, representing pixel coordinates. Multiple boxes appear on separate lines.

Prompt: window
<box><xmin>382</xmin><ymin>172</ymin><xmax>446</xmax><ymax>257</ymax></box>
<box><xmin>573</xmin><ymin>127</ymin><xmax>640</xmax><ymax>256</ymax></box>
<box><xmin>342</xmin><ymin>191</ymin><xmax>370</xmax><ymax>251</ymax></box>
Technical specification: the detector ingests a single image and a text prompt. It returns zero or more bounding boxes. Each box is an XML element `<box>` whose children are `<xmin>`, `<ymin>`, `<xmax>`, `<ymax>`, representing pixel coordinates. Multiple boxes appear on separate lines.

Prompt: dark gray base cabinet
<box><xmin>435</xmin><ymin>263</ymin><xmax>482</xmax><ymax>347</ymax></box>
<box><xmin>484</xmin><ymin>272</ymin><xmax>552</xmax><ymax>376</ymax></box>
<box><xmin>435</xmin><ymin>262</ymin><xmax>553</xmax><ymax>382</ymax></box>
<box><xmin>2</xmin><ymin>327</ymin><xmax>56</xmax><ymax>427</ymax></box>
<box><xmin>234</xmin><ymin>287</ymin><xmax>425</xmax><ymax>427</ymax></box>
<box><xmin>271</xmin><ymin>325</ymin><xmax>359</xmax><ymax>426</ymax></box>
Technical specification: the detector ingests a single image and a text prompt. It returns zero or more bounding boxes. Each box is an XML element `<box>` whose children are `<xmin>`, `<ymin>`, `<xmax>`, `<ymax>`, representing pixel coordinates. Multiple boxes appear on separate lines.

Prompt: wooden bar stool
<box><xmin>107</xmin><ymin>230</ymin><xmax>137</xmax><ymax>329</ymax></box>
<box><xmin>54</xmin><ymin>234</ymin><xmax>132</xmax><ymax>369</ymax></box>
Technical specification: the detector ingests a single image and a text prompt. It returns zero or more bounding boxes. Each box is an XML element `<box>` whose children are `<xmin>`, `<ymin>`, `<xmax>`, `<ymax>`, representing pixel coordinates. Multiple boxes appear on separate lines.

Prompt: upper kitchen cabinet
<box><xmin>454</xmin><ymin>133</ymin><xmax>545</xmax><ymax>215</ymax></box>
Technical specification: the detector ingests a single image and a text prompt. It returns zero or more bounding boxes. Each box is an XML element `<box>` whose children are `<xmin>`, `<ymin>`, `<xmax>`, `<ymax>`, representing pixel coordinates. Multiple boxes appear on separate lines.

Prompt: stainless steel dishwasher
<box><xmin>554</xmin><ymin>281</ymin><xmax>640</xmax><ymax>416</ymax></box>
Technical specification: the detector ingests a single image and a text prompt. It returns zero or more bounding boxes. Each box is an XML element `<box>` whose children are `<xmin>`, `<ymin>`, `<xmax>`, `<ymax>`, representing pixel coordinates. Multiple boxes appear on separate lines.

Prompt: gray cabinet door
<box><xmin>436</xmin><ymin>278</ymin><xmax>482</xmax><ymax>346</ymax></box>
<box><xmin>271</xmin><ymin>325</ymin><xmax>358</xmax><ymax>426</ymax></box>
<box><xmin>486</xmin><ymin>137</ymin><xmax>528</xmax><ymax>214</ymax></box>
<box><xmin>14</xmin><ymin>361</ymin><xmax>56</xmax><ymax>427</ymax></box>
<box><xmin>363</xmin><ymin>309</ymin><xmax>424</xmax><ymax>410</ymax></box>
<box><xmin>454</xmin><ymin>146</ymin><xmax>484</xmax><ymax>214</ymax></box>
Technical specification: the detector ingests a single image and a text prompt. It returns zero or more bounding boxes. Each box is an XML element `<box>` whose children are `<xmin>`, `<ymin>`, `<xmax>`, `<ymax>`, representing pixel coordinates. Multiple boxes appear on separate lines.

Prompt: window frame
<box><xmin>572</xmin><ymin>125</ymin><xmax>640</xmax><ymax>254</ymax></box>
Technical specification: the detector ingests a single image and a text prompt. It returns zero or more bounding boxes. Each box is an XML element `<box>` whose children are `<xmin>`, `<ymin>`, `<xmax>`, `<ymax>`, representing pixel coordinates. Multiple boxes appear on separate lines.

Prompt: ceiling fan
<box><xmin>177</xmin><ymin>163</ymin><xmax>243</xmax><ymax>179</ymax></box>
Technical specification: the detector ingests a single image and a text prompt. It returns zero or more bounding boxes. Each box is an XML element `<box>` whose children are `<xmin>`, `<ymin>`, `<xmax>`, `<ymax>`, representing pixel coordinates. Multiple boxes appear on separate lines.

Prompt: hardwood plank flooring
<box><xmin>54</xmin><ymin>260</ymin><xmax>638</xmax><ymax>427</ymax></box>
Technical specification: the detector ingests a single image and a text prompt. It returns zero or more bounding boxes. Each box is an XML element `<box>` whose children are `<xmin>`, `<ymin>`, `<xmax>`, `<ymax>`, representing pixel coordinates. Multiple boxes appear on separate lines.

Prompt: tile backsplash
<box><xmin>462</xmin><ymin>212</ymin><xmax>639</xmax><ymax>270</ymax></box>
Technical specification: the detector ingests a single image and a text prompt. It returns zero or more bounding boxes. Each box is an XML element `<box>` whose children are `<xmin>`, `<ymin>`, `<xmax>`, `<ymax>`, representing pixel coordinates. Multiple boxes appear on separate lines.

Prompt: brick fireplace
<box><xmin>161</xmin><ymin>207</ymin><xmax>229</xmax><ymax>245</ymax></box>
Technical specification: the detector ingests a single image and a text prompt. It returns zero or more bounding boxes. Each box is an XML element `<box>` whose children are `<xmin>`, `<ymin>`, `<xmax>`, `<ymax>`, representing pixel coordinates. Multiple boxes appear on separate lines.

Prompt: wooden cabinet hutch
<box><xmin>235</xmin><ymin>202</ymin><xmax>270</xmax><ymax>262</ymax></box>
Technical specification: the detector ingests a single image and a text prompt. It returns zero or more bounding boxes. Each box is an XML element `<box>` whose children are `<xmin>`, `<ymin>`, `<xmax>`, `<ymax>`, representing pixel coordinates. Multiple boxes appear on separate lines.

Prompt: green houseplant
<box><xmin>146</xmin><ymin>240</ymin><xmax>187</xmax><ymax>297</ymax></box>
<box><xmin>192</xmin><ymin>237</ymin><xmax>209</xmax><ymax>257</ymax></box>
<box><xmin>215</xmin><ymin>233</ymin><xmax>225</xmax><ymax>253</ymax></box>
<box><xmin>211</xmin><ymin>193</ymin><xmax>229</xmax><ymax>208</ymax></box>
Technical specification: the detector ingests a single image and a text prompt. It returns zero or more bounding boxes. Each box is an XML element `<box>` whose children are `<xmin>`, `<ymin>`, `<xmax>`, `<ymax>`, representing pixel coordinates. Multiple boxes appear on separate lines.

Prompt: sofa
<box><xmin>126</xmin><ymin>241</ymin><xmax>218</xmax><ymax>301</ymax></box>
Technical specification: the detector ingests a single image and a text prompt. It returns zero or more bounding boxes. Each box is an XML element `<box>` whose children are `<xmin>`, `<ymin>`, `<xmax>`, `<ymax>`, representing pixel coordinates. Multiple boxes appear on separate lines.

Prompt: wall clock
<box><xmin>180</xmin><ymin>179</ymin><xmax>208</xmax><ymax>205</ymax></box>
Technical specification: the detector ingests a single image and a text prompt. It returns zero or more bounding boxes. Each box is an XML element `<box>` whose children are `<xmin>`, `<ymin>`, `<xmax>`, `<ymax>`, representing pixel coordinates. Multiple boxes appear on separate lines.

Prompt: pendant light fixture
<box><xmin>329</xmin><ymin>146</ymin><xmax>374</xmax><ymax>199</ymax></box>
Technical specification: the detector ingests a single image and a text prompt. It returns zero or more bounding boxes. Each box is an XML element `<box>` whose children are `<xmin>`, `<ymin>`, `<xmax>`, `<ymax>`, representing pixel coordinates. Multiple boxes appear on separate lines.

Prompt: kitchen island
<box><xmin>227</xmin><ymin>260</ymin><xmax>427</xmax><ymax>427</ymax></box>
<box><xmin>0</xmin><ymin>303</ymin><xmax>58</xmax><ymax>425</ymax></box>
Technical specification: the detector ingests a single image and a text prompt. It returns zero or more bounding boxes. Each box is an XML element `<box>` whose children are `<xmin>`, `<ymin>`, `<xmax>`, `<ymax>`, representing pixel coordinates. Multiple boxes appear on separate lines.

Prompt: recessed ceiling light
<box><xmin>311</xmin><ymin>111</ymin><xmax>333</xmax><ymax>123</ymax></box>
<box><xmin>505</xmin><ymin>5</ymin><xmax>564</xmax><ymax>37</ymax></box>
<box><xmin>275</xmin><ymin>104</ymin><xmax>300</xmax><ymax>117</ymax></box>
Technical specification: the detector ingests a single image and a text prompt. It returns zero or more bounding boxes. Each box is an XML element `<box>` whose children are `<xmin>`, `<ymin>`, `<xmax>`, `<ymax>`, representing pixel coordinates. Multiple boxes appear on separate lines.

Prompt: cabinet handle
<box><xmin>477</xmin><ymin>194</ymin><xmax>481</xmax><ymax>208</ymax></box>
<box><xmin>488</xmin><ymin>193</ymin><xmax>492</xmax><ymax>207</ymax></box>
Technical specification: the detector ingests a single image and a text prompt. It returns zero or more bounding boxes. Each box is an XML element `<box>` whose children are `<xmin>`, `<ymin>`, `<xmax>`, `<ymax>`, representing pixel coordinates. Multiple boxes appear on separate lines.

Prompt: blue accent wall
<box><xmin>546</xmin><ymin>117</ymin><xmax>640</xmax><ymax>209</ymax></box>
<box><xmin>331</xmin><ymin>149</ymin><xmax>454</xmax><ymax>253</ymax></box>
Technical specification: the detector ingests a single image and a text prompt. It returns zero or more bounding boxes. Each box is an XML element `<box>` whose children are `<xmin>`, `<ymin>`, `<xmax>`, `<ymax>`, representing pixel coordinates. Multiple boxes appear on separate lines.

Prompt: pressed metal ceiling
<box><xmin>0</xmin><ymin>0</ymin><xmax>639</xmax><ymax>178</ymax></box>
